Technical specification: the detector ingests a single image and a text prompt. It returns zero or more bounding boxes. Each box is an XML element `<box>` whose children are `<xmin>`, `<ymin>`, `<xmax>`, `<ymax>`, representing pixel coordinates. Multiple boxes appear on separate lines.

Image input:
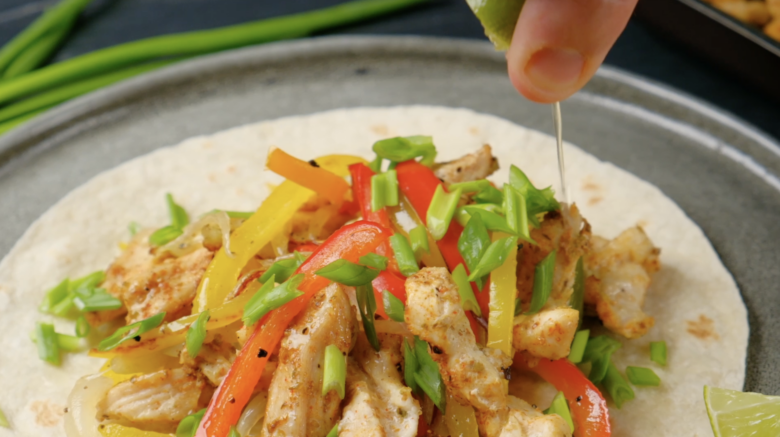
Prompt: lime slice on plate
<box><xmin>466</xmin><ymin>0</ymin><xmax>526</xmax><ymax>51</ymax></box>
<box><xmin>704</xmin><ymin>385</ymin><xmax>780</xmax><ymax>437</ymax></box>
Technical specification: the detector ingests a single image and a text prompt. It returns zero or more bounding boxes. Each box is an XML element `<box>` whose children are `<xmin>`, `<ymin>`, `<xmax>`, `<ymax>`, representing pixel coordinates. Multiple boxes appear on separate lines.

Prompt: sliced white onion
<box><xmin>157</xmin><ymin>211</ymin><xmax>233</xmax><ymax>259</ymax></box>
<box><xmin>63</xmin><ymin>373</ymin><xmax>113</xmax><ymax>437</ymax></box>
<box><xmin>236</xmin><ymin>391</ymin><xmax>268</xmax><ymax>436</ymax></box>
<box><xmin>374</xmin><ymin>319</ymin><xmax>413</xmax><ymax>337</ymax></box>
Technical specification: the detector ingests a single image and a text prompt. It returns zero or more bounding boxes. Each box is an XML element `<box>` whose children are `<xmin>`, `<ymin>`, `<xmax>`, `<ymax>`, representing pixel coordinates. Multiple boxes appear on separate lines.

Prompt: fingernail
<box><xmin>524</xmin><ymin>48</ymin><xmax>585</xmax><ymax>92</ymax></box>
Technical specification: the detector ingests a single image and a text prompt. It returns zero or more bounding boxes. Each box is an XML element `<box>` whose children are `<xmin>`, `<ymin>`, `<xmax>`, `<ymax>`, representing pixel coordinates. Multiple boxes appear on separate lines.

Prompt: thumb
<box><xmin>506</xmin><ymin>0</ymin><xmax>638</xmax><ymax>103</ymax></box>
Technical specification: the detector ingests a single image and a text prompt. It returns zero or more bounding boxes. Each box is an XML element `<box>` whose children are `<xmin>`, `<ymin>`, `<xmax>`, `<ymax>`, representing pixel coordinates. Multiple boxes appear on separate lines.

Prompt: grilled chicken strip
<box><xmin>340</xmin><ymin>334</ymin><xmax>420</xmax><ymax>437</ymax></box>
<box><xmin>585</xmin><ymin>226</ymin><xmax>660</xmax><ymax>339</ymax></box>
<box><xmin>512</xmin><ymin>307</ymin><xmax>579</xmax><ymax>360</ymax></box>
<box><xmin>434</xmin><ymin>144</ymin><xmax>499</xmax><ymax>185</ymax></box>
<box><xmin>98</xmin><ymin>367</ymin><xmax>205</xmax><ymax>433</ymax></box>
<box><xmin>405</xmin><ymin>268</ymin><xmax>571</xmax><ymax>437</ymax></box>
<box><xmin>262</xmin><ymin>283</ymin><xmax>357</xmax><ymax>437</ymax></box>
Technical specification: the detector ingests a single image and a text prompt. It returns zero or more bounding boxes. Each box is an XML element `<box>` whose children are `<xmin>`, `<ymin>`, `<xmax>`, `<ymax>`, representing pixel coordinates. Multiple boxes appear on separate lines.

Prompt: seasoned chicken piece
<box><xmin>98</xmin><ymin>367</ymin><xmax>205</xmax><ymax>433</ymax></box>
<box><xmin>88</xmin><ymin>230</ymin><xmax>214</xmax><ymax>325</ymax></box>
<box><xmin>262</xmin><ymin>283</ymin><xmax>357</xmax><ymax>437</ymax></box>
<box><xmin>179</xmin><ymin>334</ymin><xmax>236</xmax><ymax>386</ymax></box>
<box><xmin>513</xmin><ymin>308</ymin><xmax>579</xmax><ymax>360</ymax></box>
<box><xmin>434</xmin><ymin>144</ymin><xmax>499</xmax><ymax>185</ymax></box>
<box><xmin>405</xmin><ymin>268</ymin><xmax>571</xmax><ymax>437</ymax></box>
<box><xmin>341</xmin><ymin>334</ymin><xmax>420</xmax><ymax>437</ymax></box>
<box><xmin>585</xmin><ymin>226</ymin><xmax>660</xmax><ymax>339</ymax></box>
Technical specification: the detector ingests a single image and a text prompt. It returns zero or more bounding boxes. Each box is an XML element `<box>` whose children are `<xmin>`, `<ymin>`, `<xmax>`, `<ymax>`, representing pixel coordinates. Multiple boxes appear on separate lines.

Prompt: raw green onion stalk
<box><xmin>149</xmin><ymin>193</ymin><xmax>190</xmax><ymax>246</ymax></box>
<box><xmin>176</xmin><ymin>408</ymin><xmax>206</xmax><ymax>437</ymax></box>
<box><xmin>462</xmin><ymin>207</ymin><xmax>514</xmax><ymax>235</ymax></box>
<box><xmin>98</xmin><ymin>312</ymin><xmax>166</xmax><ymax>351</ymax></box>
<box><xmin>451</xmin><ymin>264</ymin><xmax>482</xmax><ymax>317</ymax></box>
<box><xmin>0</xmin><ymin>407</ymin><xmax>9</xmax><ymax>429</ymax></box>
<box><xmin>371</xmin><ymin>169</ymin><xmax>399</xmax><ymax>211</ymax></box>
<box><xmin>567</xmin><ymin>329</ymin><xmax>589</xmax><ymax>364</ymax></box>
<box><xmin>467</xmin><ymin>236</ymin><xmax>516</xmax><ymax>281</ymax></box>
<box><xmin>412</xmin><ymin>337</ymin><xmax>447</xmax><ymax>412</ymax></box>
<box><xmin>243</xmin><ymin>274</ymin><xmax>304</xmax><ymax>326</ymax></box>
<box><xmin>371</xmin><ymin>135</ymin><xmax>437</xmax><ymax>169</ymax></box>
<box><xmin>626</xmin><ymin>366</ymin><xmax>661</xmax><ymax>386</ymax></box>
<box><xmin>544</xmin><ymin>391</ymin><xmax>574</xmax><ymax>433</ymax></box>
<box><xmin>75</xmin><ymin>315</ymin><xmax>91</xmax><ymax>338</ymax></box>
<box><xmin>526</xmin><ymin>250</ymin><xmax>556</xmax><ymax>314</ymax></box>
<box><xmin>604</xmin><ymin>362</ymin><xmax>635</xmax><ymax>408</ymax></box>
<box><xmin>457</xmin><ymin>213</ymin><xmax>491</xmax><ymax>288</ymax></box>
<box><xmin>186</xmin><ymin>310</ymin><xmax>210</xmax><ymax>358</ymax></box>
<box><xmin>650</xmin><ymin>341</ymin><xmax>667</xmax><ymax>366</ymax></box>
<box><xmin>582</xmin><ymin>335</ymin><xmax>622</xmax><ymax>384</ymax></box>
<box><xmin>427</xmin><ymin>185</ymin><xmax>462</xmax><ymax>240</ymax></box>
<box><xmin>403</xmin><ymin>338</ymin><xmax>419</xmax><ymax>393</ymax></box>
<box><xmin>322</xmin><ymin>344</ymin><xmax>347</xmax><ymax>399</ymax></box>
<box><xmin>316</xmin><ymin>259</ymin><xmax>381</xmax><ymax>286</ymax></box>
<box><xmin>35</xmin><ymin>322</ymin><xmax>60</xmax><ymax>365</ymax></box>
<box><xmin>259</xmin><ymin>252</ymin><xmax>307</xmax><ymax>284</ymax></box>
<box><xmin>382</xmin><ymin>290</ymin><xmax>406</xmax><ymax>322</ymax></box>
<box><xmin>359</xmin><ymin>253</ymin><xmax>389</xmax><ymax>271</ymax></box>
<box><xmin>389</xmin><ymin>234</ymin><xmax>419</xmax><ymax>277</ymax></box>
<box><xmin>356</xmin><ymin>283</ymin><xmax>381</xmax><ymax>351</ymax></box>
<box><xmin>409</xmin><ymin>225</ymin><xmax>430</xmax><ymax>261</ymax></box>
<box><xmin>326</xmin><ymin>424</ymin><xmax>339</xmax><ymax>437</ymax></box>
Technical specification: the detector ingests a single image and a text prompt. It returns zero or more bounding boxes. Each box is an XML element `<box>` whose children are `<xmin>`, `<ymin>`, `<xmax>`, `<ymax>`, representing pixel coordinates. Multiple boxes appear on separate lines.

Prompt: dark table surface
<box><xmin>1</xmin><ymin>0</ymin><xmax>778</xmax><ymax>141</ymax></box>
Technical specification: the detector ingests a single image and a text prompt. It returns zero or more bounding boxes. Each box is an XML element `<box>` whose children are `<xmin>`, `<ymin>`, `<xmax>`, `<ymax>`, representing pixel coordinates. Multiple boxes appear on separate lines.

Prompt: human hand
<box><xmin>506</xmin><ymin>0</ymin><xmax>639</xmax><ymax>103</ymax></box>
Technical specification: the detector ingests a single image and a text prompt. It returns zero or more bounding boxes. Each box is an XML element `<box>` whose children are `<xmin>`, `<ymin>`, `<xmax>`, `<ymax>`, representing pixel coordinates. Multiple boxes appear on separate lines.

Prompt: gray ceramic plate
<box><xmin>1</xmin><ymin>36</ymin><xmax>778</xmax><ymax>394</ymax></box>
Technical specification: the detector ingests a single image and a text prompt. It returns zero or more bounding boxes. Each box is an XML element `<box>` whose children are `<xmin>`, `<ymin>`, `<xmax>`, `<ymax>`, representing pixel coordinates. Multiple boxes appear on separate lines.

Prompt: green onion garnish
<box><xmin>457</xmin><ymin>213</ymin><xmax>490</xmax><ymax>288</ymax></box>
<box><xmin>626</xmin><ymin>366</ymin><xmax>661</xmax><ymax>387</ymax></box>
<box><xmin>451</xmin><ymin>264</ymin><xmax>482</xmax><ymax>317</ymax></box>
<box><xmin>604</xmin><ymin>362</ymin><xmax>635</xmax><ymax>408</ymax></box>
<box><xmin>73</xmin><ymin>289</ymin><xmax>122</xmax><ymax>312</ymax></box>
<box><xmin>98</xmin><ymin>312</ymin><xmax>166</xmax><ymax>351</ymax></box>
<box><xmin>56</xmin><ymin>333</ymin><xmax>82</xmax><ymax>352</ymax></box>
<box><xmin>227</xmin><ymin>426</ymin><xmax>240</xmax><ymax>437</ymax></box>
<box><xmin>569</xmin><ymin>257</ymin><xmax>585</xmax><ymax>329</ymax></box>
<box><xmin>382</xmin><ymin>290</ymin><xmax>406</xmax><ymax>322</ymax></box>
<box><xmin>359</xmin><ymin>253</ymin><xmax>389</xmax><ymax>271</ymax></box>
<box><xmin>543</xmin><ymin>391</ymin><xmax>574</xmax><ymax>433</ymax></box>
<box><xmin>409</xmin><ymin>225</ymin><xmax>430</xmax><ymax>261</ymax></box>
<box><xmin>0</xmin><ymin>407</ymin><xmax>8</xmax><ymax>428</ymax></box>
<box><xmin>526</xmin><ymin>250</ymin><xmax>557</xmax><ymax>314</ymax></box>
<box><xmin>166</xmin><ymin>193</ymin><xmax>189</xmax><ymax>230</ymax></box>
<box><xmin>50</xmin><ymin>293</ymin><xmax>77</xmax><ymax>317</ymax></box>
<box><xmin>186</xmin><ymin>310</ymin><xmax>210</xmax><ymax>358</ymax></box>
<box><xmin>403</xmin><ymin>338</ymin><xmax>419</xmax><ymax>393</ymax></box>
<box><xmin>35</xmin><ymin>322</ymin><xmax>60</xmax><ymax>365</ymax></box>
<box><xmin>75</xmin><ymin>315</ymin><xmax>90</xmax><ymax>338</ymax></box>
<box><xmin>70</xmin><ymin>271</ymin><xmax>105</xmax><ymax>295</ymax></box>
<box><xmin>370</xmin><ymin>169</ymin><xmax>399</xmax><ymax>211</ymax></box>
<box><xmin>413</xmin><ymin>337</ymin><xmax>447</xmax><ymax>413</ymax></box>
<box><xmin>650</xmin><ymin>341</ymin><xmax>667</xmax><ymax>366</ymax></box>
<box><xmin>149</xmin><ymin>225</ymin><xmax>183</xmax><ymax>246</ymax></box>
<box><xmin>225</xmin><ymin>210</ymin><xmax>254</xmax><ymax>219</ymax></box>
<box><xmin>462</xmin><ymin>207</ymin><xmax>515</xmax><ymax>235</ymax></box>
<box><xmin>568</xmin><ymin>329</ymin><xmax>590</xmax><ymax>364</ymax></box>
<box><xmin>326</xmin><ymin>424</ymin><xmax>339</xmax><ymax>437</ymax></box>
<box><xmin>514</xmin><ymin>297</ymin><xmax>522</xmax><ymax>316</ymax></box>
<box><xmin>449</xmin><ymin>180</ymin><xmax>490</xmax><ymax>193</ymax></box>
<box><xmin>508</xmin><ymin>165</ymin><xmax>560</xmax><ymax>227</ymax></box>
<box><xmin>389</xmin><ymin>234</ymin><xmax>419</xmax><ymax>277</ymax></box>
<box><xmin>474</xmin><ymin>183</ymin><xmax>503</xmax><ymax>205</ymax></box>
<box><xmin>582</xmin><ymin>335</ymin><xmax>622</xmax><ymax>384</ymax></box>
<box><xmin>426</xmin><ymin>185</ymin><xmax>462</xmax><ymax>241</ymax></box>
<box><xmin>316</xmin><ymin>259</ymin><xmax>381</xmax><ymax>286</ymax></box>
<box><xmin>356</xmin><ymin>283</ymin><xmax>380</xmax><ymax>351</ymax></box>
<box><xmin>39</xmin><ymin>278</ymin><xmax>69</xmax><ymax>313</ymax></box>
<box><xmin>128</xmin><ymin>221</ymin><xmax>142</xmax><ymax>236</ymax></box>
<box><xmin>243</xmin><ymin>274</ymin><xmax>304</xmax><ymax>326</ymax></box>
<box><xmin>258</xmin><ymin>253</ymin><xmax>307</xmax><ymax>284</ymax></box>
<box><xmin>322</xmin><ymin>344</ymin><xmax>347</xmax><ymax>399</ymax></box>
<box><xmin>503</xmin><ymin>184</ymin><xmax>533</xmax><ymax>243</ymax></box>
<box><xmin>466</xmin><ymin>236</ymin><xmax>516</xmax><ymax>281</ymax></box>
<box><xmin>175</xmin><ymin>408</ymin><xmax>206</xmax><ymax>437</ymax></box>
<box><xmin>372</xmin><ymin>135</ymin><xmax>437</xmax><ymax>167</ymax></box>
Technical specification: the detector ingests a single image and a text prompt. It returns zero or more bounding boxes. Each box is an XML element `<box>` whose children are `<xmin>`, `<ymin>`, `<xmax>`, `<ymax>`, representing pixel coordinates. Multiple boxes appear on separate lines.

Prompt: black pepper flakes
<box><xmin>432</xmin><ymin>346</ymin><xmax>443</xmax><ymax>354</ymax></box>
<box><xmin>309</xmin><ymin>159</ymin><xmax>320</xmax><ymax>168</ymax></box>
<box><xmin>517</xmin><ymin>243</ymin><xmax>524</xmax><ymax>251</ymax></box>
<box><xmin>502</xmin><ymin>367</ymin><xmax>512</xmax><ymax>380</ymax></box>
<box><xmin>229</xmin><ymin>397</ymin><xmax>236</xmax><ymax>404</ymax></box>
<box><xmin>258</xmin><ymin>348</ymin><xmax>268</xmax><ymax>358</ymax></box>
<box><xmin>133</xmin><ymin>335</ymin><xmax>141</xmax><ymax>342</ymax></box>
<box><xmin>576</xmin><ymin>396</ymin><xmax>582</xmax><ymax>402</ymax></box>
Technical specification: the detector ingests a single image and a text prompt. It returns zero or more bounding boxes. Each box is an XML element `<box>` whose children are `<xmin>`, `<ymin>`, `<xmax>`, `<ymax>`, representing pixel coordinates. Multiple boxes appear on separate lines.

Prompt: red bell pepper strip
<box><xmin>395</xmin><ymin>160</ymin><xmax>491</xmax><ymax>319</ymax></box>
<box><xmin>196</xmin><ymin>221</ymin><xmax>391</xmax><ymax>437</ymax></box>
<box><xmin>515</xmin><ymin>354</ymin><xmax>611</xmax><ymax>437</ymax></box>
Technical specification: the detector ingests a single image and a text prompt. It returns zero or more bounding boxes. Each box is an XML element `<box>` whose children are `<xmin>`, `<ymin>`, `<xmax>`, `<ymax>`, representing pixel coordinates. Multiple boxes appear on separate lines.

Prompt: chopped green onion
<box><xmin>225</xmin><ymin>210</ymin><xmax>254</xmax><ymax>219</ymax></box>
<box><xmin>382</xmin><ymin>290</ymin><xmax>406</xmax><ymax>322</ymax></box>
<box><xmin>543</xmin><ymin>391</ymin><xmax>574</xmax><ymax>433</ymax></box>
<box><xmin>35</xmin><ymin>322</ymin><xmax>60</xmax><ymax>365</ymax></box>
<box><xmin>243</xmin><ymin>275</ymin><xmax>304</xmax><ymax>326</ymax></box>
<box><xmin>462</xmin><ymin>207</ymin><xmax>515</xmax><ymax>235</ymax></box>
<box><xmin>75</xmin><ymin>315</ymin><xmax>91</xmax><ymax>338</ymax></box>
<box><xmin>650</xmin><ymin>341</ymin><xmax>667</xmax><ymax>366</ymax></box>
<box><xmin>73</xmin><ymin>289</ymin><xmax>122</xmax><ymax>312</ymax></box>
<box><xmin>186</xmin><ymin>310</ymin><xmax>210</xmax><ymax>358</ymax></box>
<box><xmin>568</xmin><ymin>329</ymin><xmax>590</xmax><ymax>364</ymax></box>
<box><xmin>149</xmin><ymin>225</ymin><xmax>183</xmax><ymax>246</ymax></box>
<box><xmin>569</xmin><ymin>257</ymin><xmax>585</xmax><ymax>329</ymax></box>
<box><xmin>604</xmin><ymin>362</ymin><xmax>635</xmax><ymax>408</ymax></box>
<box><xmin>326</xmin><ymin>424</ymin><xmax>339</xmax><ymax>437</ymax></box>
<box><xmin>356</xmin><ymin>283</ymin><xmax>380</xmax><ymax>351</ymax></box>
<box><xmin>56</xmin><ymin>333</ymin><xmax>82</xmax><ymax>352</ymax></box>
<box><xmin>39</xmin><ymin>279</ymin><xmax>69</xmax><ymax>313</ymax></box>
<box><xmin>514</xmin><ymin>297</ymin><xmax>522</xmax><ymax>316</ymax></box>
<box><xmin>426</xmin><ymin>185</ymin><xmax>462</xmax><ymax>240</ymax></box>
<box><xmin>413</xmin><ymin>337</ymin><xmax>447</xmax><ymax>413</ymax></box>
<box><xmin>0</xmin><ymin>407</ymin><xmax>8</xmax><ymax>428</ymax></box>
<box><xmin>98</xmin><ymin>312</ymin><xmax>166</xmax><ymax>351</ymax></box>
<box><xmin>463</xmin><ymin>203</ymin><xmax>504</xmax><ymax>214</ymax></box>
<box><xmin>503</xmin><ymin>184</ymin><xmax>533</xmax><ymax>243</ymax></box>
<box><xmin>409</xmin><ymin>225</ymin><xmax>430</xmax><ymax>261</ymax></box>
<box><xmin>166</xmin><ymin>193</ymin><xmax>189</xmax><ymax>229</ymax></box>
<box><xmin>457</xmin><ymin>213</ymin><xmax>490</xmax><ymax>288</ymax></box>
<box><xmin>359</xmin><ymin>253</ymin><xmax>389</xmax><ymax>271</ymax></box>
<box><xmin>526</xmin><ymin>250</ymin><xmax>557</xmax><ymax>314</ymax></box>
<box><xmin>50</xmin><ymin>293</ymin><xmax>77</xmax><ymax>317</ymax></box>
<box><xmin>467</xmin><ymin>236</ymin><xmax>516</xmax><ymax>281</ymax></box>
<box><xmin>372</xmin><ymin>135</ymin><xmax>437</xmax><ymax>167</ymax></box>
<box><xmin>508</xmin><ymin>165</ymin><xmax>560</xmax><ymax>226</ymax></box>
<box><xmin>474</xmin><ymin>184</ymin><xmax>503</xmax><ymax>205</ymax></box>
<box><xmin>370</xmin><ymin>169</ymin><xmax>399</xmax><ymax>211</ymax></box>
<box><xmin>70</xmin><ymin>271</ymin><xmax>105</xmax><ymax>296</ymax></box>
<box><xmin>128</xmin><ymin>221</ymin><xmax>142</xmax><ymax>236</ymax></box>
<box><xmin>322</xmin><ymin>344</ymin><xmax>347</xmax><ymax>399</ymax></box>
<box><xmin>175</xmin><ymin>408</ymin><xmax>206</xmax><ymax>437</ymax></box>
<box><xmin>316</xmin><ymin>259</ymin><xmax>381</xmax><ymax>286</ymax></box>
<box><xmin>389</xmin><ymin>234</ymin><xmax>419</xmax><ymax>277</ymax></box>
<box><xmin>454</xmin><ymin>206</ymin><xmax>471</xmax><ymax>227</ymax></box>
<box><xmin>403</xmin><ymin>338</ymin><xmax>419</xmax><ymax>393</ymax></box>
<box><xmin>449</xmin><ymin>180</ymin><xmax>490</xmax><ymax>193</ymax></box>
<box><xmin>626</xmin><ymin>366</ymin><xmax>661</xmax><ymax>386</ymax></box>
<box><xmin>582</xmin><ymin>335</ymin><xmax>622</xmax><ymax>384</ymax></box>
<box><xmin>451</xmin><ymin>264</ymin><xmax>482</xmax><ymax>317</ymax></box>
<box><xmin>258</xmin><ymin>254</ymin><xmax>306</xmax><ymax>284</ymax></box>
<box><xmin>227</xmin><ymin>426</ymin><xmax>240</xmax><ymax>437</ymax></box>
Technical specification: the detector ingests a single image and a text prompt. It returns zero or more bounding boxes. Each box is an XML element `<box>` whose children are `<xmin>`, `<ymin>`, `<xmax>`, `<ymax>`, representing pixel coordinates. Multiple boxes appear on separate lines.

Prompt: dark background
<box><xmin>1</xmin><ymin>0</ymin><xmax>778</xmax><ymax>140</ymax></box>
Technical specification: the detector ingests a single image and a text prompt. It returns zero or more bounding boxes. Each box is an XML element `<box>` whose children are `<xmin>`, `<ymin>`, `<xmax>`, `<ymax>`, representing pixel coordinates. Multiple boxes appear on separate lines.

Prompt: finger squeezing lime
<box><xmin>704</xmin><ymin>386</ymin><xmax>780</xmax><ymax>437</ymax></box>
<box><xmin>466</xmin><ymin>0</ymin><xmax>526</xmax><ymax>51</ymax></box>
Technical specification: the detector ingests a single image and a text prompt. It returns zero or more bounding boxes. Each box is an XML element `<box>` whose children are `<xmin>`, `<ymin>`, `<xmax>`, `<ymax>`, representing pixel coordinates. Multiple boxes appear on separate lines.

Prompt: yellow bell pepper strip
<box><xmin>99</xmin><ymin>424</ymin><xmax>169</xmax><ymax>437</ymax></box>
<box><xmin>192</xmin><ymin>154</ymin><xmax>363</xmax><ymax>313</ymax></box>
<box><xmin>486</xmin><ymin>232</ymin><xmax>517</xmax><ymax>357</ymax></box>
<box><xmin>266</xmin><ymin>147</ymin><xmax>351</xmax><ymax>208</ymax></box>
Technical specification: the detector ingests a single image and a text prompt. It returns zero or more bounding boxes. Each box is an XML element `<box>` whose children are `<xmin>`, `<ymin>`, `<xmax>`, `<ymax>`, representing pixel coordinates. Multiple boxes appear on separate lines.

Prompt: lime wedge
<box><xmin>704</xmin><ymin>386</ymin><xmax>780</xmax><ymax>437</ymax></box>
<box><xmin>466</xmin><ymin>0</ymin><xmax>526</xmax><ymax>50</ymax></box>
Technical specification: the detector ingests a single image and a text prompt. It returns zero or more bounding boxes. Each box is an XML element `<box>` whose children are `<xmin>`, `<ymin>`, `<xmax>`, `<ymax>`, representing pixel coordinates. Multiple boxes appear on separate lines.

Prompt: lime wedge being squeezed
<box><xmin>466</xmin><ymin>0</ymin><xmax>526</xmax><ymax>50</ymax></box>
<box><xmin>704</xmin><ymin>386</ymin><xmax>780</xmax><ymax>437</ymax></box>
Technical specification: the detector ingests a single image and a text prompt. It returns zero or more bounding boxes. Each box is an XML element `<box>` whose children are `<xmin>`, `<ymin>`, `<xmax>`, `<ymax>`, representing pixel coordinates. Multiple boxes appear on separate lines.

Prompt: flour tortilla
<box><xmin>0</xmin><ymin>106</ymin><xmax>747</xmax><ymax>436</ymax></box>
